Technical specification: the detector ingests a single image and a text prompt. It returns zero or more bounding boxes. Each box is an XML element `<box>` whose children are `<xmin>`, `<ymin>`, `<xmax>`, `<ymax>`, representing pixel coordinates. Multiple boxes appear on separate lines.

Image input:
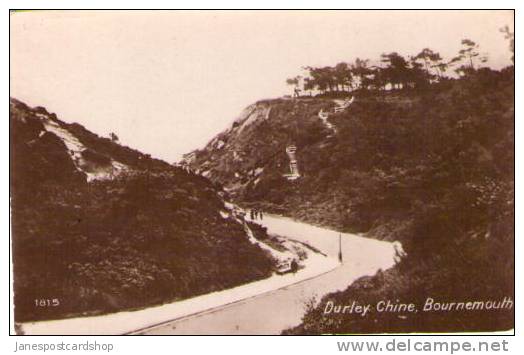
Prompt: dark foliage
<box><xmin>190</xmin><ymin>67</ymin><xmax>514</xmax><ymax>333</ymax></box>
<box><xmin>10</xmin><ymin>99</ymin><xmax>274</xmax><ymax>322</ymax></box>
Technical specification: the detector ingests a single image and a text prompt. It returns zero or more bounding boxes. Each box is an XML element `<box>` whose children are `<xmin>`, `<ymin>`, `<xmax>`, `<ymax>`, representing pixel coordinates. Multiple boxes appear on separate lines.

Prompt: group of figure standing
<box><xmin>250</xmin><ymin>208</ymin><xmax>264</xmax><ymax>221</ymax></box>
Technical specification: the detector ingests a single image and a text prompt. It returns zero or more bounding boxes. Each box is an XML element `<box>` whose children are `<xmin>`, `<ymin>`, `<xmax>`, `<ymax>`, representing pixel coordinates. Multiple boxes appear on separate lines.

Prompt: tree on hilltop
<box><xmin>500</xmin><ymin>25</ymin><xmax>514</xmax><ymax>63</ymax></box>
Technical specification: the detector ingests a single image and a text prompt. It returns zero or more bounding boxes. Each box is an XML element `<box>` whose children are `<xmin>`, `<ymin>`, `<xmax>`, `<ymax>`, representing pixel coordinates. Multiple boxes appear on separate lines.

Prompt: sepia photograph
<box><xmin>9</xmin><ymin>9</ymin><xmax>514</xmax><ymax>335</ymax></box>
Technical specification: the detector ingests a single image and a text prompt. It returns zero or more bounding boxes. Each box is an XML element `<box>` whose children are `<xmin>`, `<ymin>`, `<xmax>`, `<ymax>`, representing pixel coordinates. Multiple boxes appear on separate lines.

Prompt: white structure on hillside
<box><xmin>333</xmin><ymin>96</ymin><xmax>354</xmax><ymax>113</ymax></box>
<box><xmin>318</xmin><ymin>109</ymin><xmax>336</xmax><ymax>133</ymax></box>
<box><xmin>284</xmin><ymin>145</ymin><xmax>300</xmax><ymax>180</ymax></box>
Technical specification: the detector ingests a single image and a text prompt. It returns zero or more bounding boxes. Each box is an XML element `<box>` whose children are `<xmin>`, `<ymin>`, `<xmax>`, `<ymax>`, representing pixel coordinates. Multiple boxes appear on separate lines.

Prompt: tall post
<box><xmin>338</xmin><ymin>233</ymin><xmax>343</xmax><ymax>263</ymax></box>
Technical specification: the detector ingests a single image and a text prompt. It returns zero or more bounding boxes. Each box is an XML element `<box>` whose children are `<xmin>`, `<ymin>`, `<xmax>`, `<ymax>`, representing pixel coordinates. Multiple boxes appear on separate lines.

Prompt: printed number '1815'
<box><xmin>35</xmin><ymin>298</ymin><xmax>60</xmax><ymax>307</ymax></box>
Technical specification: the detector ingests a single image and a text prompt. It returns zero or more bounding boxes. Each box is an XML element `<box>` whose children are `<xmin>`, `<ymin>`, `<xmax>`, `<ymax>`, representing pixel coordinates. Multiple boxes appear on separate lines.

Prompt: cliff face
<box><xmin>187</xmin><ymin>69</ymin><xmax>514</xmax><ymax>241</ymax></box>
<box><xmin>189</xmin><ymin>68</ymin><xmax>515</xmax><ymax>334</ymax></box>
<box><xmin>184</xmin><ymin>98</ymin><xmax>333</xmax><ymax>193</ymax></box>
<box><xmin>10</xmin><ymin>98</ymin><xmax>274</xmax><ymax>322</ymax></box>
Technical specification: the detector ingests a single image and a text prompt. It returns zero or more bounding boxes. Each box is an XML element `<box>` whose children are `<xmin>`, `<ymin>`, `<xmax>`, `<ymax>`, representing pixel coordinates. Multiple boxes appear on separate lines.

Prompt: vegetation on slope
<box><xmin>10</xmin><ymin>99</ymin><xmax>274</xmax><ymax>322</ymax></box>
<box><xmin>285</xmin><ymin>68</ymin><xmax>514</xmax><ymax>333</ymax></box>
<box><xmin>189</xmin><ymin>66</ymin><xmax>514</xmax><ymax>332</ymax></box>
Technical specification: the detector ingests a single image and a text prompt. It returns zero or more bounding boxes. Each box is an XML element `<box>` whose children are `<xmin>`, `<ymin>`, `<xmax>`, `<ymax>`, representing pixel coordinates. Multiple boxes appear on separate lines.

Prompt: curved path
<box><xmin>136</xmin><ymin>215</ymin><xmax>396</xmax><ymax>334</ymax></box>
<box><xmin>20</xmin><ymin>215</ymin><xmax>396</xmax><ymax>335</ymax></box>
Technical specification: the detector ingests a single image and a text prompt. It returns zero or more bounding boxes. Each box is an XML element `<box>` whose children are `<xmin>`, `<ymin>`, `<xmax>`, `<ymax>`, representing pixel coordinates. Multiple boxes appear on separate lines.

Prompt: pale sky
<box><xmin>10</xmin><ymin>10</ymin><xmax>514</xmax><ymax>162</ymax></box>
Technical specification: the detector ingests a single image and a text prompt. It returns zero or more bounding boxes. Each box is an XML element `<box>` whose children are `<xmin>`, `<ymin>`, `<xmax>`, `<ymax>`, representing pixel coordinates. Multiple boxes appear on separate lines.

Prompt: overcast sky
<box><xmin>10</xmin><ymin>10</ymin><xmax>514</xmax><ymax>162</ymax></box>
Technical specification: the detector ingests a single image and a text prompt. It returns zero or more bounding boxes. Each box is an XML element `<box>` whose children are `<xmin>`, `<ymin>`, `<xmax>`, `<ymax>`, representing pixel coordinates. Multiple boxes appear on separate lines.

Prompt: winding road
<box><xmin>20</xmin><ymin>215</ymin><xmax>396</xmax><ymax>335</ymax></box>
<box><xmin>135</xmin><ymin>215</ymin><xmax>396</xmax><ymax>335</ymax></box>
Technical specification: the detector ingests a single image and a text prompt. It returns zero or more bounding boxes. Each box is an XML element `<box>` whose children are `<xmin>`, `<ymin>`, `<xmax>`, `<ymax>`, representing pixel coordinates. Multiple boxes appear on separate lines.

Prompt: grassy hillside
<box><xmin>189</xmin><ymin>67</ymin><xmax>514</xmax><ymax>333</ymax></box>
<box><xmin>10</xmin><ymin>98</ymin><xmax>274</xmax><ymax>322</ymax></box>
<box><xmin>286</xmin><ymin>68</ymin><xmax>514</xmax><ymax>333</ymax></box>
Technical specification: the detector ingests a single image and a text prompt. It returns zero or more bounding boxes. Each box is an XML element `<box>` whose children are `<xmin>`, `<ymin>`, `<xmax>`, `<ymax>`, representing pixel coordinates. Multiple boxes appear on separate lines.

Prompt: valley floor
<box><xmin>19</xmin><ymin>215</ymin><xmax>396</xmax><ymax>335</ymax></box>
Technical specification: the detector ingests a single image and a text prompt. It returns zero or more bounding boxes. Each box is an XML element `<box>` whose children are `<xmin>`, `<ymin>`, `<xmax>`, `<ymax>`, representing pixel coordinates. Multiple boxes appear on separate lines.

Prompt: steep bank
<box><xmin>10</xmin><ymin>98</ymin><xmax>276</xmax><ymax>322</ymax></box>
<box><xmin>187</xmin><ymin>67</ymin><xmax>515</xmax><ymax>333</ymax></box>
<box><xmin>137</xmin><ymin>215</ymin><xmax>396</xmax><ymax>335</ymax></box>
